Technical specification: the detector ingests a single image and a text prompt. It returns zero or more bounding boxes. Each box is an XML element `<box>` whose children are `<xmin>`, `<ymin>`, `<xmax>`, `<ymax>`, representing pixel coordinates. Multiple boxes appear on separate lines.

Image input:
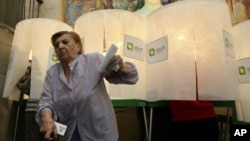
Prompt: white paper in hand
<box><xmin>54</xmin><ymin>121</ymin><xmax>67</xmax><ymax>136</ymax></box>
<box><xmin>98</xmin><ymin>44</ymin><xmax>118</xmax><ymax>72</ymax></box>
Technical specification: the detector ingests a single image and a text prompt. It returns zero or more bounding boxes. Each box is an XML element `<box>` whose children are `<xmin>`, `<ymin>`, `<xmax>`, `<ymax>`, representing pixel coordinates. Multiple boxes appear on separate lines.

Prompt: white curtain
<box><xmin>3</xmin><ymin>0</ymin><xmax>239</xmax><ymax>102</ymax></box>
<box><xmin>233</xmin><ymin>20</ymin><xmax>250</xmax><ymax>122</ymax></box>
<box><xmin>3</xmin><ymin>18</ymin><xmax>72</xmax><ymax>100</ymax></box>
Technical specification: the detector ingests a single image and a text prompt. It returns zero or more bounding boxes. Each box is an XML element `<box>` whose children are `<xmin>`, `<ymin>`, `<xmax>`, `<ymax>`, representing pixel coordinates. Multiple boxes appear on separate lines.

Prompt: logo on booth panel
<box><xmin>127</xmin><ymin>42</ymin><xmax>134</xmax><ymax>51</ymax></box>
<box><xmin>239</xmin><ymin>66</ymin><xmax>246</xmax><ymax>75</ymax></box>
<box><xmin>149</xmin><ymin>48</ymin><xmax>155</xmax><ymax>57</ymax></box>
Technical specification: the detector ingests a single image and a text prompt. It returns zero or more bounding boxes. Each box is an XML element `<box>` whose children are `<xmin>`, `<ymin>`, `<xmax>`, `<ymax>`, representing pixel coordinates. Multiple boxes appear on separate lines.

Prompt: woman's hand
<box><xmin>110</xmin><ymin>55</ymin><xmax>130</xmax><ymax>74</ymax></box>
<box><xmin>40</xmin><ymin>109</ymin><xmax>58</xmax><ymax>141</ymax></box>
<box><xmin>104</xmin><ymin>55</ymin><xmax>131</xmax><ymax>78</ymax></box>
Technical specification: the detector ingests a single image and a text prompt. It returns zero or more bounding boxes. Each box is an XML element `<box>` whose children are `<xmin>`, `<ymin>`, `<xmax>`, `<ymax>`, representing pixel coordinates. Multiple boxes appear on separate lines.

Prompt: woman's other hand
<box><xmin>40</xmin><ymin>108</ymin><xmax>58</xmax><ymax>141</ymax></box>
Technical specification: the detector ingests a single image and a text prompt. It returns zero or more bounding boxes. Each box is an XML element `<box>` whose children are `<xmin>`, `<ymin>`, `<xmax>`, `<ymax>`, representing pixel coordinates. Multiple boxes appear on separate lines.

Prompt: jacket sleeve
<box><xmin>35</xmin><ymin>67</ymin><xmax>58</xmax><ymax>126</ymax></box>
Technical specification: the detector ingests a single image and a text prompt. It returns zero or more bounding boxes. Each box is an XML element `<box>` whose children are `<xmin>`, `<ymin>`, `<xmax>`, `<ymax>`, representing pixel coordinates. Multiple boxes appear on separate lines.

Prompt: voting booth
<box><xmin>233</xmin><ymin>20</ymin><xmax>250</xmax><ymax>123</ymax></box>
<box><xmin>3</xmin><ymin>18</ymin><xmax>73</xmax><ymax>100</ymax></box>
<box><xmin>74</xmin><ymin>0</ymin><xmax>238</xmax><ymax>101</ymax></box>
<box><xmin>3</xmin><ymin>0</ymin><xmax>239</xmax><ymax>102</ymax></box>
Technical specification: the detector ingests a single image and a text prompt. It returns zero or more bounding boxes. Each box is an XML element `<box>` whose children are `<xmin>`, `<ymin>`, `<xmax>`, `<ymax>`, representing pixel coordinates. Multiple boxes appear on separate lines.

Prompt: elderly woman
<box><xmin>35</xmin><ymin>31</ymin><xmax>138</xmax><ymax>141</ymax></box>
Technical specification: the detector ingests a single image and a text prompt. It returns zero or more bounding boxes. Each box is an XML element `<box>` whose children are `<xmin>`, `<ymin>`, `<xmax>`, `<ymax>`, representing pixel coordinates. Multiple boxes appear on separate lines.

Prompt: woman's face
<box><xmin>54</xmin><ymin>33</ymin><xmax>80</xmax><ymax>63</ymax></box>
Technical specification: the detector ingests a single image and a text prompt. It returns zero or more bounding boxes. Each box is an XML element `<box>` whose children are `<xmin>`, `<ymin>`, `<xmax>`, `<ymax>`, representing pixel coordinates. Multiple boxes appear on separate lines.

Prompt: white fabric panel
<box><xmin>146</xmin><ymin>2</ymin><xmax>196</xmax><ymax>101</ymax></box>
<box><xmin>152</xmin><ymin>0</ymin><xmax>238</xmax><ymax>100</ymax></box>
<box><xmin>3</xmin><ymin>18</ymin><xmax>73</xmax><ymax>100</ymax></box>
<box><xmin>104</xmin><ymin>11</ymin><xmax>146</xmax><ymax>100</ymax></box>
<box><xmin>74</xmin><ymin>11</ymin><xmax>104</xmax><ymax>53</ymax></box>
<box><xmin>233</xmin><ymin>20</ymin><xmax>250</xmax><ymax>122</ymax></box>
<box><xmin>3</xmin><ymin>20</ymin><xmax>32</xmax><ymax>100</ymax></box>
<box><xmin>193</xmin><ymin>0</ymin><xmax>238</xmax><ymax>100</ymax></box>
<box><xmin>237</xmin><ymin>84</ymin><xmax>250</xmax><ymax>122</ymax></box>
<box><xmin>235</xmin><ymin>101</ymin><xmax>244</xmax><ymax>121</ymax></box>
<box><xmin>145</xmin><ymin>0</ymin><xmax>238</xmax><ymax>101</ymax></box>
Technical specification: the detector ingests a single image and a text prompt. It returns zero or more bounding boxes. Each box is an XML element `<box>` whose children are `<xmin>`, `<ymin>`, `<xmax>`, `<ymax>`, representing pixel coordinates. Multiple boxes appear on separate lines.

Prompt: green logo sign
<box><xmin>239</xmin><ymin>66</ymin><xmax>246</xmax><ymax>75</ymax></box>
<box><xmin>224</xmin><ymin>38</ymin><xmax>233</xmax><ymax>48</ymax></box>
<box><xmin>52</xmin><ymin>53</ymin><xmax>59</xmax><ymax>62</ymax></box>
<box><xmin>127</xmin><ymin>42</ymin><xmax>133</xmax><ymax>51</ymax></box>
<box><xmin>149</xmin><ymin>48</ymin><xmax>155</xmax><ymax>56</ymax></box>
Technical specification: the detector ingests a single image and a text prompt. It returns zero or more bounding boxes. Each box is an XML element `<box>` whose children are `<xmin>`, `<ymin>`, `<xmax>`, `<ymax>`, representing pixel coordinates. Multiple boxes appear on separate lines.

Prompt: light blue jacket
<box><xmin>35</xmin><ymin>52</ymin><xmax>138</xmax><ymax>141</ymax></box>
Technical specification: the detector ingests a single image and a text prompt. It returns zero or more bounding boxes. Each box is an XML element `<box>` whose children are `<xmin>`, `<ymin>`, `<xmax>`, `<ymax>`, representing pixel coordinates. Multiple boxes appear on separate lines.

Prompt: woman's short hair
<box><xmin>51</xmin><ymin>31</ymin><xmax>83</xmax><ymax>54</ymax></box>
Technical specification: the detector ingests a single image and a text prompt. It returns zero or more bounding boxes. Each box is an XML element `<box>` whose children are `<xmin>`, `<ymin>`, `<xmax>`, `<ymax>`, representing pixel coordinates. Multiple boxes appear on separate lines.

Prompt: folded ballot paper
<box><xmin>98</xmin><ymin>44</ymin><xmax>118</xmax><ymax>72</ymax></box>
<box><xmin>54</xmin><ymin>121</ymin><xmax>67</xmax><ymax>136</ymax></box>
